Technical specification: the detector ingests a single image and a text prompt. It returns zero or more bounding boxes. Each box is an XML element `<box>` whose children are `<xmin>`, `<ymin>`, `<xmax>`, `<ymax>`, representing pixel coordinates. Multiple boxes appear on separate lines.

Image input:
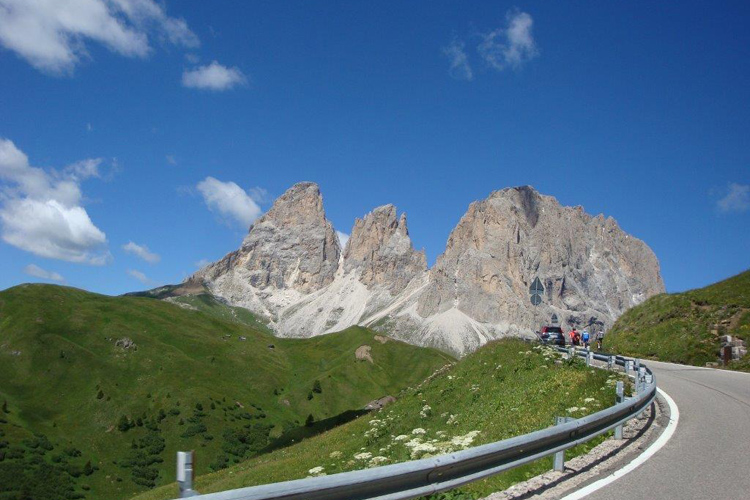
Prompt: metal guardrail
<box><xmin>174</xmin><ymin>347</ymin><xmax>657</xmax><ymax>500</ymax></box>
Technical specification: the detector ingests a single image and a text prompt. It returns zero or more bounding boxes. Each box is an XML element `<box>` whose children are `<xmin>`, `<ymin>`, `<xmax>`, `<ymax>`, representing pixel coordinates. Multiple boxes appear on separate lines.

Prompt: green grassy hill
<box><xmin>606</xmin><ymin>270</ymin><xmax>750</xmax><ymax>368</ymax></box>
<box><xmin>135</xmin><ymin>340</ymin><xmax>619</xmax><ymax>500</ymax></box>
<box><xmin>0</xmin><ymin>284</ymin><xmax>452</xmax><ymax>500</ymax></box>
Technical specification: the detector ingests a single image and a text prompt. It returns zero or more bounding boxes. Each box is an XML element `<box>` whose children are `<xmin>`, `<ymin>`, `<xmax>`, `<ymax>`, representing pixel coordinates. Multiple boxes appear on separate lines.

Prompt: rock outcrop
<box><xmin>191</xmin><ymin>182</ymin><xmax>341</xmax><ymax>317</ymax></box>
<box><xmin>187</xmin><ymin>183</ymin><xmax>665</xmax><ymax>356</ymax></box>
<box><xmin>375</xmin><ymin>186</ymin><xmax>665</xmax><ymax>354</ymax></box>
<box><xmin>344</xmin><ymin>205</ymin><xmax>427</xmax><ymax>292</ymax></box>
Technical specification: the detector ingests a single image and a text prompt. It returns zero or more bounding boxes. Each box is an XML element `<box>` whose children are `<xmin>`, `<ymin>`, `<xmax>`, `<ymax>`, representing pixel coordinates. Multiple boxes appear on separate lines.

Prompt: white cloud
<box><xmin>127</xmin><ymin>268</ymin><xmax>154</xmax><ymax>286</ymax></box>
<box><xmin>478</xmin><ymin>10</ymin><xmax>538</xmax><ymax>71</ymax></box>
<box><xmin>247</xmin><ymin>186</ymin><xmax>270</xmax><ymax>204</ymax></box>
<box><xmin>0</xmin><ymin>137</ymin><xmax>109</xmax><ymax>264</ymax></box>
<box><xmin>442</xmin><ymin>38</ymin><xmax>473</xmax><ymax>81</ymax></box>
<box><xmin>23</xmin><ymin>263</ymin><xmax>64</xmax><ymax>282</ymax></box>
<box><xmin>336</xmin><ymin>231</ymin><xmax>350</xmax><ymax>249</ymax></box>
<box><xmin>166</xmin><ymin>154</ymin><xmax>177</xmax><ymax>166</ymax></box>
<box><xmin>717</xmin><ymin>183</ymin><xmax>750</xmax><ymax>213</ymax></box>
<box><xmin>195</xmin><ymin>258</ymin><xmax>211</xmax><ymax>269</ymax></box>
<box><xmin>122</xmin><ymin>241</ymin><xmax>160</xmax><ymax>263</ymax></box>
<box><xmin>0</xmin><ymin>0</ymin><xmax>198</xmax><ymax>74</ymax></box>
<box><xmin>182</xmin><ymin>61</ymin><xmax>247</xmax><ymax>91</ymax></box>
<box><xmin>196</xmin><ymin>176</ymin><xmax>262</xmax><ymax>228</ymax></box>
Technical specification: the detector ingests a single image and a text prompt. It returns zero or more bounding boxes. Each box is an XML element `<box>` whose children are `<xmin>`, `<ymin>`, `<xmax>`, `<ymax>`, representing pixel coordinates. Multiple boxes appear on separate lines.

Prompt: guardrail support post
<box><xmin>585</xmin><ymin>349</ymin><xmax>591</xmax><ymax>366</ymax></box>
<box><xmin>625</xmin><ymin>360</ymin><xmax>633</xmax><ymax>376</ymax></box>
<box><xmin>614</xmin><ymin>382</ymin><xmax>624</xmax><ymax>440</ymax></box>
<box><xmin>177</xmin><ymin>451</ymin><xmax>199</xmax><ymax>497</ymax></box>
<box><xmin>608</xmin><ymin>356</ymin><xmax>615</xmax><ymax>370</ymax></box>
<box><xmin>553</xmin><ymin>417</ymin><xmax>567</xmax><ymax>471</ymax></box>
<box><xmin>568</xmin><ymin>347</ymin><xmax>575</xmax><ymax>360</ymax></box>
<box><xmin>637</xmin><ymin>367</ymin><xmax>646</xmax><ymax>393</ymax></box>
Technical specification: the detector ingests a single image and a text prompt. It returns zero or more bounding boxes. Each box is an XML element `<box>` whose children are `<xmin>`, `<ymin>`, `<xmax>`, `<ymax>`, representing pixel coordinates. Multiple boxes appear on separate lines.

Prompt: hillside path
<box><xmin>584</xmin><ymin>360</ymin><xmax>750</xmax><ymax>500</ymax></box>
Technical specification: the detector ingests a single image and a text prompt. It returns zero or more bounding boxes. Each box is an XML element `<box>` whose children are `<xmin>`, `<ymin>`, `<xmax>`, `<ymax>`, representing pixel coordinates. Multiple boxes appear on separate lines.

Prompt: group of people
<box><xmin>568</xmin><ymin>328</ymin><xmax>603</xmax><ymax>349</ymax></box>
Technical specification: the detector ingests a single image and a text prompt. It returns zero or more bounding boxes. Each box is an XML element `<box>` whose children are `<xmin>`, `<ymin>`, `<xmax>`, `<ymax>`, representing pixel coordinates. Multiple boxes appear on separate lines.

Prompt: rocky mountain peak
<box><xmin>344</xmin><ymin>204</ymin><xmax>426</xmax><ymax>292</ymax></box>
<box><xmin>192</xmin><ymin>182</ymin><xmax>340</xmax><ymax>296</ymax></box>
<box><xmin>410</xmin><ymin>186</ymin><xmax>665</xmax><ymax>354</ymax></box>
<box><xmin>187</xmin><ymin>182</ymin><xmax>664</xmax><ymax>357</ymax></box>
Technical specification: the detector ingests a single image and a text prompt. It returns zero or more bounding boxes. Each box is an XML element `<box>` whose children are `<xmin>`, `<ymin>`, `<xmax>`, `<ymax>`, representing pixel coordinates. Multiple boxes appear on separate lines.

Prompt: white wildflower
<box><xmin>308</xmin><ymin>466</ymin><xmax>325</xmax><ymax>476</ymax></box>
<box><xmin>369</xmin><ymin>456</ymin><xmax>389</xmax><ymax>466</ymax></box>
<box><xmin>446</xmin><ymin>414</ymin><xmax>458</xmax><ymax>425</ymax></box>
<box><xmin>354</xmin><ymin>452</ymin><xmax>372</xmax><ymax>461</ymax></box>
<box><xmin>329</xmin><ymin>451</ymin><xmax>342</xmax><ymax>459</ymax></box>
<box><xmin>412</xmin><ymin>428</ymin><xmax>426</xmax><ymax>435</ymax></box>
<box><xmin>393</xmin><ymin>434</ymin><xmax>409</xmax><ymax>441</ymax></box>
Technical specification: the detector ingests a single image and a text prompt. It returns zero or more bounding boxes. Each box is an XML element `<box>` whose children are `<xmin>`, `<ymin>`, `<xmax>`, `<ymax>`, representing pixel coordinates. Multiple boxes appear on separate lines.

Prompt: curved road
<box><xmin>586</xmin><ymin>360</ymin><xmax>750</xmax><ymax>500</ymax></box>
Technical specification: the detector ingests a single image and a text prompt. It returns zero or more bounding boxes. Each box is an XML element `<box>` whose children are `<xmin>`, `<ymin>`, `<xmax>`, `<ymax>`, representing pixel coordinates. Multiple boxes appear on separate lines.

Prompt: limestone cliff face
<box><xmin>187</xmin><ymin>184</ymin><xmax>665</xmax><ymax>356</ymax></box>
<box><xmin>343</xmin><ymin>205</ymin><xmax>427</xmax><ymax>293</ymax></box>
<box><xmin>383</xmin><ymin>186</ymin><xmax>665</xmax><ymax>354</ymax></box>
<box><xmin>191</xmin><ymin>182</ymin><xmax>341</xmax><ymax>317</ymax></box>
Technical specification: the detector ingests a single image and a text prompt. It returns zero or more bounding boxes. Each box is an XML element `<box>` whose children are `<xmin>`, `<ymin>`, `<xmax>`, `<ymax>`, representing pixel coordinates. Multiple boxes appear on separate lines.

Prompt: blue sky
<box><xmin>0</xmin><ymin>0</ymin><xmax>748</xmax><ymax>296</ymax></box>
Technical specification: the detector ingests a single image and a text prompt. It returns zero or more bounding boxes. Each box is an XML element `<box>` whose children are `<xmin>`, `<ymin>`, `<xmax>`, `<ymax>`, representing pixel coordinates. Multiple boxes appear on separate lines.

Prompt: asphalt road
<box><xmin>585</xmin><ymin>360</ymin><xmax>750</xmax><ymax>500</ymax></box>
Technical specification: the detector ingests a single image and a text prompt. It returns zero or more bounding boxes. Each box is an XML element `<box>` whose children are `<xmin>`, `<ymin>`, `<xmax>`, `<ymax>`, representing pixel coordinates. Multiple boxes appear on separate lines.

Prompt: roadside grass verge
<box><xmin>135</xmin><ymin>340</ymin><xmax>621</xmax><ymax>500</ymax></box>
<box><xmin>606</xmin><ymin>270</ymin><xmax>749</xmax><ymax>371</ymax></box>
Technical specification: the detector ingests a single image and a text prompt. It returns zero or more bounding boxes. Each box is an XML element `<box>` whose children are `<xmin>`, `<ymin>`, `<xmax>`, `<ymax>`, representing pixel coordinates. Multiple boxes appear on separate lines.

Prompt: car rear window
<box><xmin>544</xmin><ymin>326</ymin><xmax>563</xmax><ymax>333</ymax></box>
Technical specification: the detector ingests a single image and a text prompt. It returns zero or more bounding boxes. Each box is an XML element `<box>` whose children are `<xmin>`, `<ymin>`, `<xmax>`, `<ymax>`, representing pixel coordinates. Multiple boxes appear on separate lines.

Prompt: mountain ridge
<box><xmin>183</xmin><ymin>183</ymin><xmax>664</xmax><ymax>355</ymax></box>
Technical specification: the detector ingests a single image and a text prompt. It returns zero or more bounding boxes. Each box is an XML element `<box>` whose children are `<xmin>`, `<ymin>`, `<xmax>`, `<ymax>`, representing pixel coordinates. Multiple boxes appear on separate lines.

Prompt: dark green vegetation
<box><xmin>607</xmin><ymin>270</ymin><xmax>750</xmax><ymax>369</ymax></box>
<box><xmin>136</xmin><ymin>340</ymin><xmax>619</xmax><ymax>500</ymax></box>
<box><xmin>0</xmin><ymin>284</ymin><xmax>452</xmax><ymax>500</ymax></box>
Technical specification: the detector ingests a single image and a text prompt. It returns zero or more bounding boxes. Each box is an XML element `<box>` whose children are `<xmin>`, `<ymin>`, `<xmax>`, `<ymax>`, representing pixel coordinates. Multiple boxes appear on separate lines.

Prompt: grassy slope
<box><xmin>0</xmin><ymin>284</ymin><xmax>452</xmax><ymax>500</ymax></box>
<box><xmin>136</xmin><ymin>340</ymin><xmax>620</xmax><ymax>500</ymax></box>
<box><xmin>607</xmin><ymin>270</ymin><xmax>750</xmax><ymax>368</ymax></box>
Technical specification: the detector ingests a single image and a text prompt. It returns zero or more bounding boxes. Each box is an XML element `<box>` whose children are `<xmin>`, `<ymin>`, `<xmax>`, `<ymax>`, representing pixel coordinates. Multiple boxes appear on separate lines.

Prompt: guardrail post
<box><xmin>177</xmin><ymin>451</ymin><xmax>199</xmax><ymax>497</ymax></box>
<box><xmin>568</xmin><ymin>347</ymin><xmax>575</xmax><ymax>360</ymax></box>
<box><xmin>608</xmin><ymin>356</ymin><xmax>615</xmax><ymax>370</ymax></box>
<box><xmin>637</xmin><ymin>367</ymin><xmax>646</xmax><ymax>393</ymax></box>
<box><xmin>614</xmin><ymin>381</ymin><xmax>624</xmax><ymax>439</ymax></box>
<box><xmin>584</xmin><ymin>349</ymin><xmax>591</xmax><ymax>366</ymax></box>
<box><xmin>553</xmin><ymin>417</ymin><xmax>567</xmax><ymax>471</ymax></box>
<box><xmin>625</xmin><ymin>360</ymin><xmax>633</xmax><ymax>376</ymax></box>
<box><xmin>635</xmin><ymin>358</ymin><xmax>641</xmax><ymax>372</ymax></box>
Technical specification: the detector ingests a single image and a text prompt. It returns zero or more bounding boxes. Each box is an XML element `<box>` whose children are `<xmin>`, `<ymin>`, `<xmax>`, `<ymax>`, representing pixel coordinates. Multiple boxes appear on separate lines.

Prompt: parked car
<box><xmin>540</xmin><ymin>326</ymin><xmax>566</xmax><ymax>346</ymax></box>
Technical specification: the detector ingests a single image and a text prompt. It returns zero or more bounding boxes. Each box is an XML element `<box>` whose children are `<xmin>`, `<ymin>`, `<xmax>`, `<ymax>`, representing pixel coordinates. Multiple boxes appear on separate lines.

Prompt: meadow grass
<box><xmin>606</xmin><ymin>270</ymin><xmax>750</xmax><ymax>369</ymax></box>
<box><xmin>0</xmin><ymin>284</ymin><xmax>451</xmax><ymax>500</ymax></box>
<box><xmin>135</xmin><ymin>340</ymin><xmax>620</xmax><ymax>500</ymax></box>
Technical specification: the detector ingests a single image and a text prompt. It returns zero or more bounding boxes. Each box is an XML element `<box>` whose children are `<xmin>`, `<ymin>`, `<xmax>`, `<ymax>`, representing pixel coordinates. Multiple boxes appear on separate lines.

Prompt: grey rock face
<box><xmin>195</xmin><ymin>182</ymin><xmax>340</xmax><ymax>294</ymax></box>
<box><xmin>188</xmin><ymin>183</ymin><xmax>665</xmax><ymax>357</ymax></box>
<box><xmin>344</xmin><ymin>205</ymin><xmax>427</xmax><ymax>293</ymax></box>
<box><xmin>397</xmin><ymin>186</ymin><xmax>665</xmax><ymax>354</ymax></box>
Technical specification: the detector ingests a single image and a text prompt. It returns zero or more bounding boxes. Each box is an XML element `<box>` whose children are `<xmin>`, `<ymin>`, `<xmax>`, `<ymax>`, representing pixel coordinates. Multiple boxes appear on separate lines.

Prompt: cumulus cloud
<box><xmin>0</xmin><ymin>0</ymin><xmax>199</xmax><ymax>75</ymax></box>
<box><xmin>478</xmin><ymin>10</ymin><xmax>538</xmax><ymax>71</ymax></box>
<box><xmin>717</xmin><ymin>183</ymin><xmax>750</xmax><ymax>213</ymax></box>
<box><xmin>122</xmin><ymin>241</ymin><xmax>160</xmax><ymax>263</ymax></box>
<box><xmin>182</xmin><ymin>61</ymin><xmax>247</xmax><ymax>91</ymax></box>
<box><xmin>196</xmin><ymin>176</ymin><xmax>262</xmax><ymax>228</ymax></box>
<box><xmin>0</xmin><ymin>138</ymin><xmax>109</xmax><ymax>264</ymax></box>
<box><xmin>336</xmin><ymin>231</ymin><xmax>350</xmax><ymax>249</ymax></box>
<box><xmin>442</xmin><ymin>38</ymin><xmax>473</xmax><ymax>81</ymax></box>
<box><xmin>24</xmin><ymin>263</ymin><xmax>64</xmax><ymax>283</ymax></box>
<box><xmin>127</xmin><ymin>268</ymin><xmax>154</xmax><ymax>286</ymax></box>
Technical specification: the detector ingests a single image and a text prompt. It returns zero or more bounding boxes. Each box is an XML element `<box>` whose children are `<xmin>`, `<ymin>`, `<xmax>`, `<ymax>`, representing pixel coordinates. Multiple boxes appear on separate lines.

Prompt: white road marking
<box><xmin>558</xmin><ymin>387</ymin><xmax>680</xmax><ymax>500</ymax></box>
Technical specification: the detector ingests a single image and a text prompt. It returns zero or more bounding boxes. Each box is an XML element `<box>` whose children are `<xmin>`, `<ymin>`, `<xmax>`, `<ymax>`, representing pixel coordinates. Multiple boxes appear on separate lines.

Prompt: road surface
<box><xmin>585</xmin><ymin>360</ymin><xmax>750</xmax><ymax>500</ymax></box>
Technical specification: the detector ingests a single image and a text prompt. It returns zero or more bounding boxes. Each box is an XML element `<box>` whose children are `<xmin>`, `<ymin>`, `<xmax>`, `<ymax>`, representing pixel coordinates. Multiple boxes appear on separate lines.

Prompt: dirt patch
<box><xmin>374</xmin><ymin>335</ymin><xmax>390</xmax><ymax>344</ymax></box>
<box><xmin>355</xmin><ymin>345</ymin><xmax>374</xmax><ymax>363</ymax></box>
